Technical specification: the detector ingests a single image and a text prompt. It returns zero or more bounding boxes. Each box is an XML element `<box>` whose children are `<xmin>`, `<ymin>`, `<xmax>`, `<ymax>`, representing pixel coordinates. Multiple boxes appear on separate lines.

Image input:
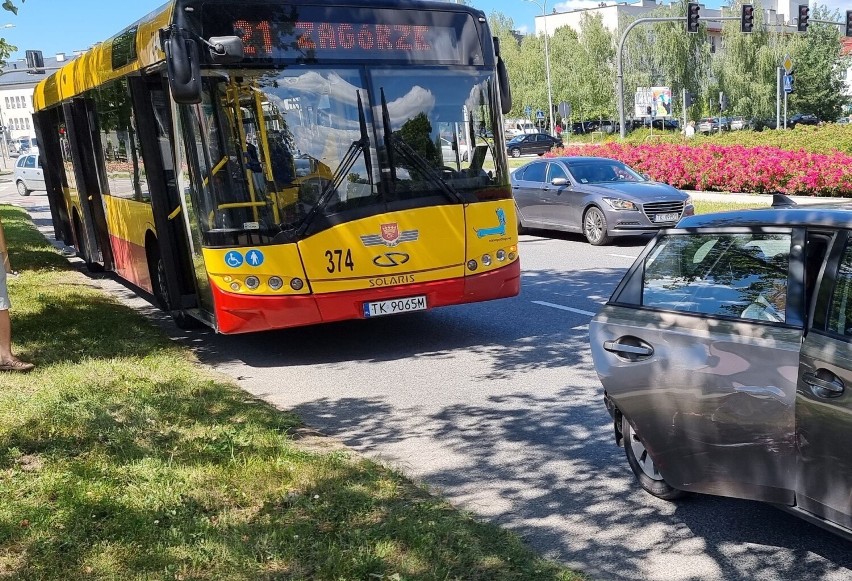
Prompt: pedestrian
<box><xmin>0</xmin><ymin>215</ymin><xmax>34</xmax><ymax>372</ymax></box>
<box><xmin>685</xmin><ymin>120</ymin><xmax>696</xmax><ymax>139</ymax></box>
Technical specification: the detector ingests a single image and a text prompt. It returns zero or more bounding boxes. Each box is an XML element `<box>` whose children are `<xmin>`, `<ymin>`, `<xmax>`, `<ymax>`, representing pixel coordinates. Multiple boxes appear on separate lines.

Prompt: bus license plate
<box><xmin>654</xmin><ymin>213</ymin><xmax>679</xmax><ymax>223</ymax></box>
<box><xmin>363</xmin><ymin>296</ymin><xmax>427</xmax><ymax>318</ymax></box>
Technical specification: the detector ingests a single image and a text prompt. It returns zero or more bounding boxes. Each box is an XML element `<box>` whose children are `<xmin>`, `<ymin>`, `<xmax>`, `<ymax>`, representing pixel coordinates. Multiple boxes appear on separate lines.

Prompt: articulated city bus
<box><xmin>33</xmin><ymin>0</ymin><xmax>519</xmax><ymax>333</ymax></box>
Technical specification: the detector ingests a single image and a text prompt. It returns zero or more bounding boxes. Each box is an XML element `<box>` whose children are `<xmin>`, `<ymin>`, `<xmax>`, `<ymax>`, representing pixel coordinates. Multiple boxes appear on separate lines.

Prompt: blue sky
<box><xmin>2</xmin><ymin>0</ymin><xmax>747</xmax><ymax>61</ymax></box>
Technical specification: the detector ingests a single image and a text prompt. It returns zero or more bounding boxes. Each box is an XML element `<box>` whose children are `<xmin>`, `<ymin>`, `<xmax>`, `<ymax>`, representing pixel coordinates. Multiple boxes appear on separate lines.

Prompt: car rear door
<box><xmin>512</xmin><ymin>161</ymin><xmax>548</xmax><ymax>226</ymax></box>
<box><xmin>590</xmin><ymin>228</ymin><xmax>804</xmax><ymax>503</ymax></box>
<box><xmin>795</xmin><ymin>230</ymin><xmax>852</xmax><ymax>529</ymax></box>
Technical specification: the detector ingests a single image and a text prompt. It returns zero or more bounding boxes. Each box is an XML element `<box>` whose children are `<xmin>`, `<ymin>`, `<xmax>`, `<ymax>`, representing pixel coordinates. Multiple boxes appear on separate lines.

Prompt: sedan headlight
<box><xmin>603</xmin><ymin>197</ymin><xmax>638</xmax><ymax>211</ymax></box>
<box><xmin>684</xmin><ymin>194</ymin><xmax>694</xmax><ymax>207</ymax></box>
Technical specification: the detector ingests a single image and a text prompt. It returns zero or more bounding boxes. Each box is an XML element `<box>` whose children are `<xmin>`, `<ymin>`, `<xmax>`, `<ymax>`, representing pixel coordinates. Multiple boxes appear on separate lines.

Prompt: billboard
<box><xmin>652</xmin><ymin>86</ymin><xmax>672</xmax><ymax>118</ymax></box>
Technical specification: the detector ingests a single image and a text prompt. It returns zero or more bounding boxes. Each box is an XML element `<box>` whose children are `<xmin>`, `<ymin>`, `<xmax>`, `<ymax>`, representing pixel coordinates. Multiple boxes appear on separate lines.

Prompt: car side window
<box><xmin>15</xmin><ymin>156</ymin><xmax>25</xmax><ymax>168</ymax></box>
<box><xmin>24</xmin><ymin>155</ymin><xmax>35</xmax><ymax>169</ymax></box>
<box><xmin>642</xmin><ymin>232</ymin><xmax>792</xmax><ymax>323</ymax></box>
<box><xmin>522</xmin><ymin>162</ymin><xmax>547</xmax><ymax>184</ymax></box>
<box><xmin>547</xmin><ymin>163</ymin><xmax>568</xmax><ymax>182</ymax></box>
<box><xmin>827</xmin><ymin>242</ymin><xmax>852</xmax><ymax>338</ymax></box>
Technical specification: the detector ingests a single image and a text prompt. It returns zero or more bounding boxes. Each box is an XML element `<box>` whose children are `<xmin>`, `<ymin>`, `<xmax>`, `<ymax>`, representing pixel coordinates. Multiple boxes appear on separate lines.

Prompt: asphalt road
<box><xmin>3</xmin><ymin>182</ymin><xmax>851</xmax><ymax>581</ymax></box>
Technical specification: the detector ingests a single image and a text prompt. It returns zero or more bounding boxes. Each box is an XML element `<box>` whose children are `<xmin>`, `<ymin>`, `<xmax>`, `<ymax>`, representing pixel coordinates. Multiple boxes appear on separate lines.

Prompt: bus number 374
<box><xmin>325</xmin><ymin>249</ymin><xmax>355</xmax><ymax>273</ymax></box>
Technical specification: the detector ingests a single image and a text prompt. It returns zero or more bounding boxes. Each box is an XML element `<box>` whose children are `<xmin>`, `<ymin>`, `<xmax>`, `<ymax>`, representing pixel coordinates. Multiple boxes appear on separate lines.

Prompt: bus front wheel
<box><xmin>152</xmin><ymin>251</ymin><xmax>203</xmax><ymax>330</ymax></box>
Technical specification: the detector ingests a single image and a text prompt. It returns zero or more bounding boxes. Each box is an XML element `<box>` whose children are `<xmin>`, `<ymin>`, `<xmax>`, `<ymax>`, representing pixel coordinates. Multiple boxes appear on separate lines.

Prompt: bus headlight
<box><xmin>496</xmin><ymin>250</ymin><xmax>506</xmax><ymax>262</ymax></box>
<box><xmin>245</xmin><ymin>276</ymin><xmax>260</xmax><ymax>290</ymax></box>
<box><xmin>482</xmin><ymin>254</ymin><xmax>492</xmax><ymax>267</ymax></box>
<box><xmin>229</xmin><ymin>281</ymin><xmax>241</xmax><ymax>291</ymax></box>
<box><xmin>290</xmin><ymin>277</ymin><xmax>304</xmax><ymax>291</ymax></box>
<box><xmin>467</xmin><ymin>259</ymin><xmax>478</xmax><ymax>271</ymax></box>
<box><xmin>268</xmin><ymin>276</ymin><xmax>284</xmax><ymax>290</ymax></box>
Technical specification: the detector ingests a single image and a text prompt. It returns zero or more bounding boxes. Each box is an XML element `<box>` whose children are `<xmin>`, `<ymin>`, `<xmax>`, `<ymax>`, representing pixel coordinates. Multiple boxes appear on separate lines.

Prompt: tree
<box><xmin>0</xmin><ymin>0</ymin><xmax>21</xmax><ymax>65</ymax></box>
<box><xmin>620</xmin><ymin>1</ymin><xmax>710</xmax><ymax>121</ymax></box>
<box><xmin>575</xmin><ymin>13</ymin><xmax>616</xmax><ymax>120</ymax></box>
<box><xmin>789</xmin><ymin>4</ymin><xmax>849</xmax><ymax>120</ymax></box>
<box><xmin>714</xmin><ymin>1</ymin><xmax>794</xmax><ymax>120</ymax></box>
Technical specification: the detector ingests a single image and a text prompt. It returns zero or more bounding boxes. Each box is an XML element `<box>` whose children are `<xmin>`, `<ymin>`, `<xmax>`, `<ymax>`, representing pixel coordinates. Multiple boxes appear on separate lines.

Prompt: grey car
<box><xmin>13</xmin><ymin>153</ymin><xmax>45</xmax><ymax>196</ymax></box>
<box><xmin>590</xmin><ymin>197</ymin><xmax>852</xmax><ymax>540</ymax></box>
<box><xmin>512</xmin><ymin>156</ymin><xmax>693</xmax><ymax>245</ymax></box>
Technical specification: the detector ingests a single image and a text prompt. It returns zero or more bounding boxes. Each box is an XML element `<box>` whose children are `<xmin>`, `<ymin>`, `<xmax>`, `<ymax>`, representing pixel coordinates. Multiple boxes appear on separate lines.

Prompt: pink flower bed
<box><xmin>548</xmin><ymin>143</ymin><xmax>852</xmax><ymax>197</ymax></box>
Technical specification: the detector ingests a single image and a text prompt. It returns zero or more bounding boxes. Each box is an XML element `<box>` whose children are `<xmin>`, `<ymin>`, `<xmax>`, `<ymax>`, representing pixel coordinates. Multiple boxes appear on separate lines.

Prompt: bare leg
<box><xmin>0</xmin><ymin>308</ymin><xmax>13</xmax><ymax>361</ymax></box>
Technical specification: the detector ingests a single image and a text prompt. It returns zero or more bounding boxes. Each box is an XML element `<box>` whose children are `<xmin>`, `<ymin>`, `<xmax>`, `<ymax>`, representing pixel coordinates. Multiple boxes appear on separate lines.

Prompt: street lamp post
<box><xmin>526</xmin><ymin>0</ymin><xmax>554</xmax><ymax>136</ymax></box>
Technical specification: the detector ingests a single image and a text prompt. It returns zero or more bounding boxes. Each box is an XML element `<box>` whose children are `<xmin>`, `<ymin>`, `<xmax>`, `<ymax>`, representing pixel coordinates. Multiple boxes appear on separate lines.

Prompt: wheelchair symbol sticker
<box><xmin>225</xmin><ymin>251</ymin><xmax>243</xmax><ymax>268</ymax></box>
<box><xmin>246</xmin><ymin>249</ymin><xmax>265</xmax><ymax>267</ymax></box>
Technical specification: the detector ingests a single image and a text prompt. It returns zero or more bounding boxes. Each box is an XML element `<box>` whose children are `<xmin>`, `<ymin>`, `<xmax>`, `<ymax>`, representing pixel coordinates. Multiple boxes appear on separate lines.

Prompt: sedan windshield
<box><xmin>567</xmin><ymin>160</ymin><xmax>645</xmax><ymax>184</ymax></box>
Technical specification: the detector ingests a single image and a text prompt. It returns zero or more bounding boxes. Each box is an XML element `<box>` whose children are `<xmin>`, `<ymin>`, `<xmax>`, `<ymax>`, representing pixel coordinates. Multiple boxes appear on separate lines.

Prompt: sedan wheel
<box><xmin>16</xmin><ymin>180</ymin><xmax>30</xmax><ymax>197</ymax></box>
<box><xmin>583</xmin><ymin>206</ymin><xmax>612</xmax><ymax>246</ymax></box>
<box><xmin>511</xmin><ymin>148</ymin><xmax>521</xmax><ymax>158</ymax></box>
<box><xmin>623</xmin><ymin>420</ymin><xmax>685</xmax><ymax>500</ymax></box>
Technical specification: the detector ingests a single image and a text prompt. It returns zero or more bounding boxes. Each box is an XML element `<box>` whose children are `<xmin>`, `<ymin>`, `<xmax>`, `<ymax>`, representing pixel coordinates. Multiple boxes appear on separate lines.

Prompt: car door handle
<box><xmin>603</xmin><ymin>340</ymin><xmax>653</xmax><ymax>357</ymax></box>
<box><xmin>802</xmin><ymin>371</ymin><xmax>845</xmax><ymax>397</ymax></box>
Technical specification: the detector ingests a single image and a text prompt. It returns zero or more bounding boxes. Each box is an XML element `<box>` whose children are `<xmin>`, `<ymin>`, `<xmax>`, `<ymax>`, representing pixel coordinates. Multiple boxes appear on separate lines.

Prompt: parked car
<box><xmin>13</xmin><ymin>153</ymin><xmax>44</xmax><ymax>196</ymax></box>
<box><xmin>697</xmin><ymin>117</ymin><xmax>719</xmax><ymax>133</ymax></box>
<box><xmin>729</xmin><ymin>116</ymin><xmax>753</xmax><ymax>130</ymax></box>
<box><xmin>789</xmin><ymin>113</ymin><xmax>820</xmax><ymax>127</ymax></box>
<box><xmin>505</xmin><ymin>133</ymin><xmax>562</xmax><ymax>158</ymax></box>
<box><xmin>440</xmin><ymin>137</ymin><xmax>469</xmax><ymax>164</ymax></box>
<box><xmin>512</xmin><ymin>156</ymin><xmax>693</xmax><ymax>245</ymax></box>
<box><xmin>590</xmin><ymin>196</ymin><xmax>852</xmax><ymax>540</ymax></box>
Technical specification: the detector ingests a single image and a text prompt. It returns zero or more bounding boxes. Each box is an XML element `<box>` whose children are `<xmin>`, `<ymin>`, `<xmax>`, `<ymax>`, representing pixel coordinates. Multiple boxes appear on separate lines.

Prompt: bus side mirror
<box><xmin>494</xmin><ymin>37</ymin><xmax>512</xmax><ymax>115</ymax></box>
<box><xmin>208</xmin><ymin>36</ymin><xmax>245</xmax><ymax>64</ymax></box>
<box><xmin>165</xmin><ymin>28</ymin><xmax>202</xmax><ymax>104</ymax></box>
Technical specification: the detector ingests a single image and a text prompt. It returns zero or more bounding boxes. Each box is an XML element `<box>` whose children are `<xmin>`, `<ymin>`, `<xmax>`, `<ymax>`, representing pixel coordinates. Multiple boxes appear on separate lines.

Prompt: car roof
<box><xmin>678</xmin><ymin>201</ymin><xmax>852</xmax><ymax>229</ymax></box>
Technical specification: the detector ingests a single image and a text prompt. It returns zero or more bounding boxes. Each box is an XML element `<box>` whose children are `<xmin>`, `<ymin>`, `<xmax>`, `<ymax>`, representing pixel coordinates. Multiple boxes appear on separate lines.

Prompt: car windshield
<box><xmin>566</xmin><ymin>160</ymin><xmax>644</xmax><ymax>184</ymax></box>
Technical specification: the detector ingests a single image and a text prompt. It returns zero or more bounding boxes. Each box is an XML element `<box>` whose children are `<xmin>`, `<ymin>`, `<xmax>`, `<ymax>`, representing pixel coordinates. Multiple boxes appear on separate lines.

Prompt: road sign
<box><xmin>783</xmin><ymin>74</ymin><xmax>794</xmax><ymax>94</ymax></box>
<box><xmin>558</xmin><ymin>101</ymin><xmax>571</xmax><ymax>118</ymax></box>
<box><xmin>783</xmin><ymin>55</ymin><xmax>793</xmax><ymax>74</ymax></box>
<box><xmin>535</xmin><ymin>109</ymin><xmax>545</xmax><ymax>120</ymax></box>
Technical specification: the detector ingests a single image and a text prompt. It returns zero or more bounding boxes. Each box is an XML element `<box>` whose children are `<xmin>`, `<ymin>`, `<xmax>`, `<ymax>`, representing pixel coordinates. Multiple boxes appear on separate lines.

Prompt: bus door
<box><xmin>128</xmin><ymin>76</ymin><xmax>200</xmax><ymax>317</ymax></box>
<box><xmin>32</xmin><ymin>107</ymin><xmax>74</xmax><ymax>245</ymax></box>
<box><xmin>62</xmin><ymin>98</ymin><xmax>114</xmax><ymax>271</ymax></box>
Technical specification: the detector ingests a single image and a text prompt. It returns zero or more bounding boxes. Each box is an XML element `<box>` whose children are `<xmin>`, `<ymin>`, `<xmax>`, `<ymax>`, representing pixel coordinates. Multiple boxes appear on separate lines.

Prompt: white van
<box><xmin>504</xmin><ymin>119</ymin><xmax>537</xmax><ymax>138</ymax></box>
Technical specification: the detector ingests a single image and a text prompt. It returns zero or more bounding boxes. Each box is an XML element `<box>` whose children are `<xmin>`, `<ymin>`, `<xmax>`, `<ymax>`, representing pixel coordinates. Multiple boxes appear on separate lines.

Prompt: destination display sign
<box><xmin>200</xmin><ymin>6</ymin><xmax>483</xmax><ymax>65</ymax></box>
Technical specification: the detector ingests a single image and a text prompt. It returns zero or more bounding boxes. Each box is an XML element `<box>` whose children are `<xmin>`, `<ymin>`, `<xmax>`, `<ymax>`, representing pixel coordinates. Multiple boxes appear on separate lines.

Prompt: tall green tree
<box><xmin>575</xmin><ymin>13</ymin><xmax>616</xmax><ymax>120</ymax></box>
<box><xmin>713</xmin><ymin>1</ymin><xmax>794</xmax><ymax>120</ymax></box>
<box><xmin>789</xmin><ymin>4</ymin><xmax>849</xmax><ymax>120</ymax></box>
<box><xmin>620</xmin><ymin>1</ymin><xmax>710</xmax><ymax>121</ymax></box>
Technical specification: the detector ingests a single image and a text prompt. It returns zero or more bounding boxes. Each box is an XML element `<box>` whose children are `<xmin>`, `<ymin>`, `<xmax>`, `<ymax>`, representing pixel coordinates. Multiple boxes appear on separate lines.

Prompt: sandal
<box><xmin>0</xmin><ymin>358</ymin><xmax>35</xmax><ymax>372</ymax></box>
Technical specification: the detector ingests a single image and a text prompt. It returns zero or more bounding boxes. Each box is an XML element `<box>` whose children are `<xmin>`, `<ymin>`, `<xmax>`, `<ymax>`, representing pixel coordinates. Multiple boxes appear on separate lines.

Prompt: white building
<box><xmin>0</xmin><ymin>53</ymin><xmax>75</xmax><ymax>148</ymax></box>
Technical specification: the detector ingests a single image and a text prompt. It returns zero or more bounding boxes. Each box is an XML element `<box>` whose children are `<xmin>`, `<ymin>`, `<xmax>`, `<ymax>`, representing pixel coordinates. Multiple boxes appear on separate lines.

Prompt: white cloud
<box><xmin>553</xmin><ymin>0</ymin><xmax>609</xmax><ymax>11</ymax></box>
<box><xmin>516</xmin><ymin>24</ymin><xmax>530</xmax><ymax>34</ymax></box>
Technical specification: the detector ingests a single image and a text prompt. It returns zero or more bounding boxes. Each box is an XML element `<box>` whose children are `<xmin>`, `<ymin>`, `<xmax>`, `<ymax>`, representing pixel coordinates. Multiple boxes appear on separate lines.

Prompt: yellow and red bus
<box><xmin>33</xmin><ymin>0</ymin><xmax>519</xmax><ymax>333</ymax></box>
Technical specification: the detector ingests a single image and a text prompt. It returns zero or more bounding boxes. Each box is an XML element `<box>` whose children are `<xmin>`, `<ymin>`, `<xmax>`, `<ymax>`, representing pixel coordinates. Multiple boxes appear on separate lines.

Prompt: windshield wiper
<box><xmin>296</xmin><ymin>91</ymin><xmax>373</xmax><ymax>237</ymax></box>
<box><xmin>379</xmin><ymin>88</ymin><xmax>465</xmax><ymax>205</ymax></box>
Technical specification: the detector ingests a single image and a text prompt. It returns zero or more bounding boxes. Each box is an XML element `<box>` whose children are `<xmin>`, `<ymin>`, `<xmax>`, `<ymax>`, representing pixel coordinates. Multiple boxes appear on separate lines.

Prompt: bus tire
<box><xmin>150</xmin><ymin>244</ymin><xmax>203</xmax><ymax>330</ymax></box>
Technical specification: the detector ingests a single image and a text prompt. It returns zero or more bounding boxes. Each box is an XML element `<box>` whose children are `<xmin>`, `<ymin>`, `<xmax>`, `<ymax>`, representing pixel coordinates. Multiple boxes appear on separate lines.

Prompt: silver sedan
<box><xmin>512</xmin><ymin>156</ymin><xmax>694</xmax><ymax>245</ymax></box>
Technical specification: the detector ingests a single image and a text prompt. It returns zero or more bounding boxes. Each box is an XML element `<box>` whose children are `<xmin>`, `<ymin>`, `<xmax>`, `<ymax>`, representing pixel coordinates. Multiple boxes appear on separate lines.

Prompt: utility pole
<box><xmin>526</xmin><ymin>0</ymin><xmax>555</xmax><ymax>137</ymax></box>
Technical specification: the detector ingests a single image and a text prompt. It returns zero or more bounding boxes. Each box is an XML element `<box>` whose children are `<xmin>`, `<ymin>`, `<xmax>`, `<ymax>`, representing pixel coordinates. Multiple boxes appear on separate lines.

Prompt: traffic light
<box><xmin>646</xmin><ymin>105</ymin><xmax>652</xmax><ymax>116</ymax></box>
<box><xmin>797</xmin><ymin>4</ymin><xmax>810</xmax><ymax>33</ymax></box>
<box><xmin>685</xmin><ymin>91</ymin><xmax>695</xmax><ymax>108</ymax></box>
<box><xmin>719</xmin><ymin>93</ymin><xmax>729</xmax><ymax>112</ymax></box>
<box><xmin>846</xmin><ymin>10</ymin><xmax>852</xmax><ymax>37</ymax></box>
<box><xmin>741</xmin><ymin>4</ymin><xmax>754</xmax><ymax>33</ymax></box>
<box><xmin>687</xmin><ymin>2</ymin><xmax>701</xmax><ymax>34</ymax></box>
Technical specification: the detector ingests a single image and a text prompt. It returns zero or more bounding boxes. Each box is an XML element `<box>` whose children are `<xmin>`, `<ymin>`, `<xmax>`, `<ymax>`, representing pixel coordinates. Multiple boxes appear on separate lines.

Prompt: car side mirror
<box><xmin>208</xmin><ymin>36</ymin><xmax>245</xmax><ymax>64</ymax></box>
<box><xmin>551</xmin><ymin>177</ymin><xmax>568</xmax><ymax>186</ymax></box>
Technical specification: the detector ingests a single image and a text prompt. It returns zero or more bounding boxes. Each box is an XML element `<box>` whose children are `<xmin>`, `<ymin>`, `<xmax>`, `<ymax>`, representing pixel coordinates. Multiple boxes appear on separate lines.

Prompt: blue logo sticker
<box><xmin>225</xmin><ymin>251</ymin><xmax>244</xmax><ymax>268</ymax></box>
<box><xmin>245</xmin><ymin>249</ymin><xmax>265</xmax><ymax>267</ymax></box>
<box><xmin>475</xmin><ymin>208</ymin><xmax>507</xmax><ymax>238</ymax></box>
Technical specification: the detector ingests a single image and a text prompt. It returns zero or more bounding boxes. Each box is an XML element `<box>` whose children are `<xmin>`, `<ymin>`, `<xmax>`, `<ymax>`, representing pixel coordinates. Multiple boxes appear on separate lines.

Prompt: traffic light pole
<box><xmin>617</xmin><ymin>16</ymin><xmax>743</xmax><ymax>139</ymax></box>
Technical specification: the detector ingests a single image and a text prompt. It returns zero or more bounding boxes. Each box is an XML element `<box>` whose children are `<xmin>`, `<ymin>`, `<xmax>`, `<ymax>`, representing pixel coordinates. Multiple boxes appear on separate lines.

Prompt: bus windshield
<box><xmin>177</xmin><ymin>66</ymin><xmax>506</xmax><ymax>247</ymax></box>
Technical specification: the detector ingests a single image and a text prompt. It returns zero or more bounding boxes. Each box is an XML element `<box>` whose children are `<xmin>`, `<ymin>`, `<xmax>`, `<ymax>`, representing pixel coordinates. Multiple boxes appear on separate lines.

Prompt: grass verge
<box><xmin>0</xmin><ymin>205</ymin><xmax>579</xmax><ymax>580</ymax></box>
<box><xmin>693</xmin><ymin>199</ymin><xmax>767</xmax><ymax>214</ymax></box>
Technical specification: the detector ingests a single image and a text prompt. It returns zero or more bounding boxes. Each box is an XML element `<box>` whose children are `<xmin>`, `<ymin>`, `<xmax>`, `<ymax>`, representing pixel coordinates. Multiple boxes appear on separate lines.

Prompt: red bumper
<box><xmin>210</xmin><ymin>260</ymin><xmax>521</xmax><ymax>334</ymax></box>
